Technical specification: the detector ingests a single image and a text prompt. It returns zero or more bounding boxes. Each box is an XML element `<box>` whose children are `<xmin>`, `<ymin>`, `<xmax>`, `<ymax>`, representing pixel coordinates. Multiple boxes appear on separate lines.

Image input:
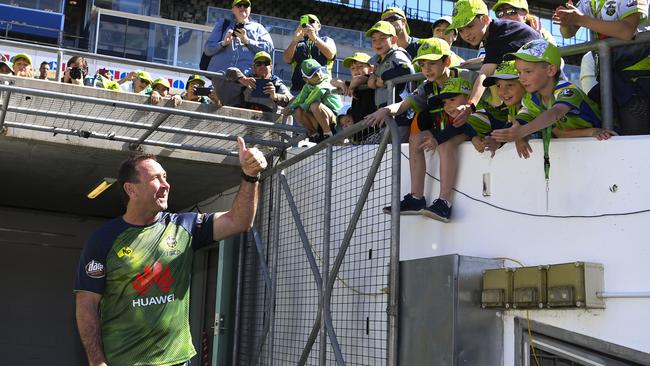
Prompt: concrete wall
<box><xmin>398</xmin><ymin>136</ymin><xmax>650</xmax><ymax>364</ymax></box>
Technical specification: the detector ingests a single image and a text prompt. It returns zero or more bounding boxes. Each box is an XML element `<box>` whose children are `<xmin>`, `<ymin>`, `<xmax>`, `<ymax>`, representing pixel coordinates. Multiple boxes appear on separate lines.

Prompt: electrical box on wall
<box><xmin>546</xmin><ymin>262</ymin><xmax>605</xmax><ymax>309</ymax></box>
<box><xmin>482</xmin><ymin>268</ymin><xmax>513</xmax><ymax>308</ymax></box>
<box><xmin>512</xmin><ymin>266</ymin><xmax>547</xmax><ymax>309</ymax></box>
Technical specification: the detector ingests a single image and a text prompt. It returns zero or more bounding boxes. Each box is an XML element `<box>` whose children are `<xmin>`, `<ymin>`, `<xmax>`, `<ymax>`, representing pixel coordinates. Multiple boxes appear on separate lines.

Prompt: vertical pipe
<box><xmin>267</xmin><ymin>173</ymin><xmax>283</xmax><ymax>366</ymax></box>
<box><xmin>56</xmin><ymin>50</ymin><xmax>63</xmax><ymax>82</ymax></box>
<box><xmin>385</xmin><ymin>118</ymin><xmax>401</xmax><ymax>366</ymax></box>
<box><xmin>0</xmin><ymin>90</ymin><xmax>11</xmax><ymax>130</ymax></box>
<box><xmin>231</xmin><ymin>232</ymin><xmax>246</xmax><ymax>366</ymax></box>
<box><xmin>320</xmin><ymin>145</ymin><xmax>333</xmax><ymax>365</ymax></box>
<box><xmin>598</xmin><ymin>43</ymin><xmax>614</xmax><ymax>130</ymax></box>
<box><xmin>173</xmin><ymin>26</ymin><xmax>180</xmax><ymax>67</ymax></box>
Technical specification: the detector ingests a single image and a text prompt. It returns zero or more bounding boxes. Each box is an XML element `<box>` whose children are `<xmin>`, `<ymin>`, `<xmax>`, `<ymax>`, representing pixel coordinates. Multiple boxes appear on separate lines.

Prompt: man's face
<box><xmin>443</xmin><ymin>94</ymin><xmax>469</xmax><ymax>117</ymax></box>
<box><xmin>458</xmin><ymin>16</ymin><xmax>489</xmax><ymax>46</ymax></box>
<box><xmin>39</xmin><ymin>63</ymin><xmax>50</xmax><ymax>78</ymax></box>
<box><xmin>0</xmin><ymin>64</ymin><xmax>11</xmax><ymax>75</ymax></box>
<box><xmin>495</xmin><ymin>5</ymin><xmax>527</xmax><ymax>24</ymax></box>
<box><xmin>13</xmin><ymin>58</ymin><xmax>29</xmax><ymax>72</ymax></box>
<box><xmin>495</xmin><ymin>79</ymin><xmax>526</xmax><ymax>106</ymax></box>
<box><xmin>515</xmin><ymin>59</ymin><xmax>555</xmax><ymax>93</ymax></box>
<box><xmin>383</xmin><ymin>14</ymin><xmax>407</xmax><ymax>36</ymax></box>
<box><xmin>371</xmin><ymin>32</ymin><xmax>395</xmax><ymax>56</ymax></box>
<box><xmin>187</xmin><ymin>80</ymin><xmax>203</xmax><ymax>94</ymax></box>
<box><xmin>419</xmin><ymin>59</ymin><xmax>447</xmax><ymax>82</ymax></box>
<box><xmin>253</xmin><ymin>59</ymin><xmax>272</xmax><ymax>78</ymax></box>
<box><xmin>349</xmin><ymin>61</ymin><xmax>371</xmax><ymax>77</ymax></box>
<box><xmin>128</xmin><ymin>159</ymin><xmax>170</xmax><ymax>212</ymax></box>
<box><xmin>433</xmin><ymin>22</ymin><xmax>456</xmax><ymax>46</ymax></box>
<box><xmin>232</xmin><ymin>2</ymin><xmax>250</xmax><ymax>22</ymax></box>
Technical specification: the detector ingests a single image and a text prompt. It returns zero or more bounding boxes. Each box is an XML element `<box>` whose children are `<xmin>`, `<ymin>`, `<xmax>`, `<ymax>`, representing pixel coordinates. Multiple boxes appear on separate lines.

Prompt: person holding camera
<box><xmin>182</xmin><ymin>74</ymin><xmax>215</xmax><ymax>104</ymax></box>
<box><xmin>203</xmin><ymin>0</ymin><xmax>273</xmax><ymax>107</ymax></box>
<box><xmin>62</xmin><ymin>56</ymin><xmax>91</xmax><ymax>86</ymax></box>
<box><xmin>283</xmin><ymin>13</ymin><xmax>337</xmax><ymax>95</ymax></box>
<box><xmin>225</xmin><ymin>51</ymin><xmax>292</xmax><ymax>113</ymax></box>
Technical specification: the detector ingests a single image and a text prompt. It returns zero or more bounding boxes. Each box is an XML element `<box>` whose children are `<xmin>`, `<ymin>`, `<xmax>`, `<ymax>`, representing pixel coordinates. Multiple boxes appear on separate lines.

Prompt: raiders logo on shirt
<box><xmin>561</xmin><ymin>88</ymin><xmax>575</xmax><ymax>98</ymax></box>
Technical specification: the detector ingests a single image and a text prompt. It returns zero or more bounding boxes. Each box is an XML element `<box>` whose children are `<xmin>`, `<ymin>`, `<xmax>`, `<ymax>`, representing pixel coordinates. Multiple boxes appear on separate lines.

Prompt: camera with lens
<box><xmin>69</xmin><ymin>67</ymin><xmax>83</xmax><ymax>80</ymax></box>
<box><xmin>300</xmin><ymin>15</ymin><xmax>310</xmax><ymax>28</ymax></box>
<box><xmin>235</xmin><ymin>23</ymin><xmax>245</xmax><ymax>30</ymax></box>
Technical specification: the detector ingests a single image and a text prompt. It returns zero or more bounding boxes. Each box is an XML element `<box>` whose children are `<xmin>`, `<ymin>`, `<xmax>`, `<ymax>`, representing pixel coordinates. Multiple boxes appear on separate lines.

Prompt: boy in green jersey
<box><xmin>491</xmin><ymin>39</ymin><xmax>617</xmax><ymax>143</ymax></box>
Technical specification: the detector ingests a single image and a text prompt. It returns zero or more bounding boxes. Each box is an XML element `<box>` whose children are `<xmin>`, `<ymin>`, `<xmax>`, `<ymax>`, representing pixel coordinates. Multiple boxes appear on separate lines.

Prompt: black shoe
<box><xmin>422</xmin><ymin>199</ymin><xmax>452</xmax><ymax>222</ymax></box>
<box><xmin>309</xmin><ymin>134</ymin><xmax>324</xmax><ymax>143</ymax></box>
<box><xmin>382</xmin><ymin>194</ymin><xmax>426</xmax><ymax>215</ymax></box>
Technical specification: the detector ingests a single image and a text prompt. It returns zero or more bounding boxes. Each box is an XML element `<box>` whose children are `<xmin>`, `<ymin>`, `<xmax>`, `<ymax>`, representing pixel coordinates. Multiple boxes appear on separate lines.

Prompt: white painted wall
<box><xmin>398</xmin><ymin>136</ymin><xmax>650</xmax><ymax>363</ymax></box>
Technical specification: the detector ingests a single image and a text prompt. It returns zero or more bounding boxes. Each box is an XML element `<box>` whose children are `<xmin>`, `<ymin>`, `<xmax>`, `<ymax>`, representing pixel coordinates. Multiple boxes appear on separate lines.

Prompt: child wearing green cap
<box><xmin>365</xmin><ymin>20</ymin><xmax>415</xmax><ymax>141</ymax></box>
<box><xmin>366</xmin><ymin>38</ymin><xmax>488</xmax><ymax>222</ymax></box>
<box><xmin>282</xmin><ymin>58</ymin><xmax>342</xmax><ymax>141</ymax></box>
<box><xmin>149</xmin><ymin>78</ymin><xmax>183</xmax><ymax>108</ymax></box>
<box><xmin>491</xmin><ymin>40</ymin><xmax>616</xmax><ymax>143</ymax></box>
<box><xmin>11</xmin><ymin>53</ymin><xmax>34</xmax><ymax>78</ymax></box>
<box><xmin>445</xmin><ymin>0</ymin><xmax>540</xmax><ymax>126</ymax></box>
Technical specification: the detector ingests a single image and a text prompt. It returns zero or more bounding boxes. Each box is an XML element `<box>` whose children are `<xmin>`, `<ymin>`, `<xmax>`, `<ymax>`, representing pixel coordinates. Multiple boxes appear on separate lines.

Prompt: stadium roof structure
<box><xmin>0</xmin><ymin>75</ymin><xmax>307</xmax><ymax>218</ymax></box>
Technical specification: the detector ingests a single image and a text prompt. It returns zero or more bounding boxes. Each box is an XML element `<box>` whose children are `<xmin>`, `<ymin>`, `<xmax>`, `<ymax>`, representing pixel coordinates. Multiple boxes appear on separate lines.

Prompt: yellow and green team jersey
<box><xmin>517</xmin><ymin>80</ymin><xmax>602</xmax><ymax>131</ymax></box>
<box><xmin>74</xmin><ymin>212</ymin><xmax>214</xmax><ymax>366</ymax></box>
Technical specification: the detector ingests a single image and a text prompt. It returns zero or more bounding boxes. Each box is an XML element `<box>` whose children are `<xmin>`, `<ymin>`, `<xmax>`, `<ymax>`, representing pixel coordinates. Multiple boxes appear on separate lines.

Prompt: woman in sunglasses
<box><xmin>283</xmin><ymin>13</ymin><xmax>337</xmax><ymax>96</ymax></box>
<box><xmin>492</xmin><ymin>0</ymin><xmax>556</xmax><ymax>44</ymax></box>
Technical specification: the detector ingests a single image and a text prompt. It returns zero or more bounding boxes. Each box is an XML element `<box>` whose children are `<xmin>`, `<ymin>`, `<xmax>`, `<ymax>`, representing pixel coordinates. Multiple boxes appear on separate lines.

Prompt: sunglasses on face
<box><xmin>383</xmin><ymin>15</ymin><xmax>403</xmax><ymax>22</ymax></box>
<box><xmin>254</xmin><ymin>61</ymin><xmax>271</xmax><ymax>66</ymax></box>
<box><xmin>496</xmin><ymin>8</ymin><xmax>520</xmax><ymax>18</ymax></box>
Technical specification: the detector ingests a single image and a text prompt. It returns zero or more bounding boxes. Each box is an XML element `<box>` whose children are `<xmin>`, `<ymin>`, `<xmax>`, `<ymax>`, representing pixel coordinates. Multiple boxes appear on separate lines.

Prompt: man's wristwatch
<box><xmin>241</xmin><ymin>170</ymin><xmax>260</xmax><ymax>183</ymax></box>
<box><xmin>467</xmin><ymin>103</ymin><xmax>477</xmax><ymax>112</ymax></box>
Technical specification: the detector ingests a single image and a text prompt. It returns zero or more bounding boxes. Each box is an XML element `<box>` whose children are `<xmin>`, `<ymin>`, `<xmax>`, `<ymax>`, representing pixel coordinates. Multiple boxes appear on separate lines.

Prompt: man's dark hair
<box><xmin>117</xmin><ymin>154</ymin><xmax>157</xmax><ymax>204</ymax></box>
<box><xmin>40</xmin><ymin>61</ymin><xmax>49</xmax><ymax>67</ymax></box>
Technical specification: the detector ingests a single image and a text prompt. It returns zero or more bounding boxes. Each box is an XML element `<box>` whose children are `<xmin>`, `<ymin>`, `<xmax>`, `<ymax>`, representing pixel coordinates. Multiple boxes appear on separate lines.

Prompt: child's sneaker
<box><xmin>382</xmin><ymin>194</ymin><xmax>426</xmax><ymax>215</ymax></box>
<box><xmin>422</xmin><ymin>199</ymin><xmax>452</xmax><ymax>222</ymax></box>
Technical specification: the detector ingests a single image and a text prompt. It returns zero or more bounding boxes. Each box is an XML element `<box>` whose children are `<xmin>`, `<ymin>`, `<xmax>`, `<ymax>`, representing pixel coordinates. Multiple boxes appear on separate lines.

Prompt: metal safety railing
<box><xmin>235</xmin><ymin>118</ymin><xmax>402</xmax><ymax>366</ymax></box>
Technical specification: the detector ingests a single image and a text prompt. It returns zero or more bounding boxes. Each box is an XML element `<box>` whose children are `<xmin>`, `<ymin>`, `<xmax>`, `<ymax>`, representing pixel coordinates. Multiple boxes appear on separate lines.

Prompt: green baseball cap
<box><xmin>381</xmin><ymin>7</ymin><xmax>410</xmax><ymax>34</ymax></box>
<box><xmin>11</xmin><ymin>53</ymin><xmax>32</xmax><ymax>66</ymax></box>
<box><xmin>492</xmin><ymin>0</ymin><xmax>529</xmax><ymax>12</ymax></box>
<box><xmin>483</xmin><ymin>61</ymin><xmax>519</xmax><ymax>86</ymax></box>
<box><xmin>342</xmin><ymin>52</ymin><xmax>371</xmax><ymax>68</ymax></box>
<box><xmin>301</xmin><ymin>58</ymin><xmax>326</xmax><ymax>78</ymax></box>
<box><xmin>152</xmin><ymin>78</ymin><xmax>171</xmax><ymax>90</ymax></box>
<box><xmin>504</xmin><ymin>39</ymin><xmax>562</xmax><ymax>66</ymax></box>
<box><xmin>0</xmin><ymin>60</ymin><xmax>14</xmax><ymax>74</ymax></box>
<box><xmin>253</xmin><ymin>51</ymin><xmax>272</xmax><ymax>63</ymax></box>
<box><xmin>436</xmin><ymin>77</ymin><xmax>473</xmax><ymax>100</ymax></box>
<box><xmin>232</xmin><ymin>0</ymin><xmax>250</xmax><ymax>7</ymax></box>
<box><xmin>447</xmin><ymin>0</ymin><xmax>489</xmax><ymax>32</ymax></box>
<box><xmin>136</xmin><ymin>70</ymin><xmax>153</xmax><ymax>84</ymax></box>
<box><xmin>365</xmin><ymin>21</ymin><xmax>396</xmax><ymax>37</ymax></box>
<box><xmin>411</xmin><ymin>37</ymin><xmax>451</xmax><ymax>63</ymax></box>
<box><xmin>186</xmin><ymin>74</ymin><xmax>206</xmax><ymax>89</ymax></box>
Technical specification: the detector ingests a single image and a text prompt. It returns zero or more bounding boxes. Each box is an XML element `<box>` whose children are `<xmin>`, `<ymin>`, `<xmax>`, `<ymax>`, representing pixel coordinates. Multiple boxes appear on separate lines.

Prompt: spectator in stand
<box><xmin>445</xmin><ymin>0</ymin><xmax>541</xmax><ymax>125</ymax></box>
<box><xmin>149</xmin><ymin>78</ymin><xmax>183</xmax><ymax>107</ymax></box>
<box><xmin>203</xmin><ymin>0</ymin><xmax>273</xmax><ymax>107</ymax></box>
<box><xmin>554</xmin><ymin>0</ymin><xmax>650</xmax><ymax>135</ymax></box>
<box><xmin>282</xmin><ymin>58</ymin><xmax>342</xmax><ymax>141</ymax></box>
<box><xmin>11</xmin><ymin>53</ymin><xmax>35</xmax><ymax>78</ymax></box>
<box><xmin>366</xmin><ymin>20</ymin><xmax>415</xmax><ymax>142</ymax></box>
<box><xmin>0</xmin><ymin>59</ymin><xmax>13</xmax><ymax>75</ymax></box>
<box><xmin>183</xmin><ymin>74</ymin><xmax>212</xmax><ymax>104</ymax></box>
<box><xmin>118</xmin><ymin>70</ymin><xmax>153</xmax><ymax>95</ymax></box>
<box><xmin>491</xmin><ymin>40</ymin><xmax>615</xmax><ymax>143</ymax></box>
<box><xmin>381</xmin><ymin>7</ymin><xmax>419</xmax><ymax>59</ymax></box>
<box><xmin>38</xmin><ymin>61</ymin><xmax>50</xmax><ymax>80</ymax></box>
<box><xmin>283</xmin><ymin>14</ymin><xmax>337</xmax><ymax>95</ymax></box>
<box><xmin>228</xmin><ymin>51</ymin><xmax>291</xmax><ymax>113</ymax></box>
<box><xmin>431</xmin><ymin>16</ymin><xmax>465</xmax><ymax>66</ymax></box>
<box><xmin>63</xmin><ymin>56</ymin><xmax>91</xmax><ymax>86</ymax></box>
<box><xmin>91</xmin><ymin>68</ymin><xmax>121</xmax><ymax>92</ymax></box>
<box><xmin>493</xmin><ymin>0</ymin><xmax>556</xmax><ymax>44</ymax></box>
<box><xmin>330</xmin><ymin>52</ymin><xmax>379</xmax><ymax>144</ymax></box>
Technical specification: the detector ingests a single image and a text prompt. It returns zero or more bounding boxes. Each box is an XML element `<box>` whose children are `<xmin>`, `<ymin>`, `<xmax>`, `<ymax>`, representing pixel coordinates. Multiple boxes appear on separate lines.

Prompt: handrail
<box><xmin>382</xmin><ymin>30</ymin><xmax>650</xmax><ymax>131</ymax></box>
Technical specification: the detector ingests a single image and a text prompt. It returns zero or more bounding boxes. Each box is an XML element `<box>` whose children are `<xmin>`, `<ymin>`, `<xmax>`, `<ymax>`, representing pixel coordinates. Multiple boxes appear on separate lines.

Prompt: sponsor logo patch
<box><xmin>131</xmin><ymin>261</ymin><xmax>174</xmax><ymax>296</ymax></box>
<box><xmin>561</xmin><ymin>88</ymin><xmax>575</xmax><ymax>97</ymax></box>
<box><xmin>117</xmin><ymin>246</ymin><xmax>133</xmax><ymax>258</ymax></box>
<box><xmin>85</xmin><ymin>260</ymin><xmax>105</xmax><ymax>278</ymax></box>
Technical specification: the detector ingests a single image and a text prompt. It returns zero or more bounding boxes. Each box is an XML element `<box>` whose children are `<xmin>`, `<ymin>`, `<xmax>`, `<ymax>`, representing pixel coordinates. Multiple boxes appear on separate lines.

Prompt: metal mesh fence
<box><xmin>238</xmin><ymin>143</ymin><xmax>394</xmax><ymax>365</ymax></box>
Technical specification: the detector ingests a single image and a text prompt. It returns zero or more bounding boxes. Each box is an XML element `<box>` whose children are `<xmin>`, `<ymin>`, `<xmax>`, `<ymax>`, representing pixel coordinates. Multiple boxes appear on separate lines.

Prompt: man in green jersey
<box><xmin>74</xmin><ymin>137</ymin><xmax>267</xmax><ymax>366</ymax></box>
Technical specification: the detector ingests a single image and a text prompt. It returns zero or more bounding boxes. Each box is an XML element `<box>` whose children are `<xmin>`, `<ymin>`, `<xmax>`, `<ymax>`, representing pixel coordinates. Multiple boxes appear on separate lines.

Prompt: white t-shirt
<box><xmin>576</xmin><ymin>0</ymin><xmax>649</xmax><ymax>39</ymax></box>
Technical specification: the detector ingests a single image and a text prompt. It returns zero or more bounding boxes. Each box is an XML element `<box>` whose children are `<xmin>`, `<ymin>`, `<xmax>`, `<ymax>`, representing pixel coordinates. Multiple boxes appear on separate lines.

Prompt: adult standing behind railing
<box><xmin>381</xmin><ymin>7</ymin><xmax>420</xmax><ymax>59</ymax></box>
<box><xmin>282</xmin><ymin>14</ymin><xmax>337</xmax><ymax>96</ymax></box>
<box><xmin>554</xmin><ymin>0</ymin><xmax>650</xmax><ymax>135</ymax></box>
<box><xmin>202</xmin><ymin>0</ymin><xmax>274</xmax><ymax>107</ymax></box>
